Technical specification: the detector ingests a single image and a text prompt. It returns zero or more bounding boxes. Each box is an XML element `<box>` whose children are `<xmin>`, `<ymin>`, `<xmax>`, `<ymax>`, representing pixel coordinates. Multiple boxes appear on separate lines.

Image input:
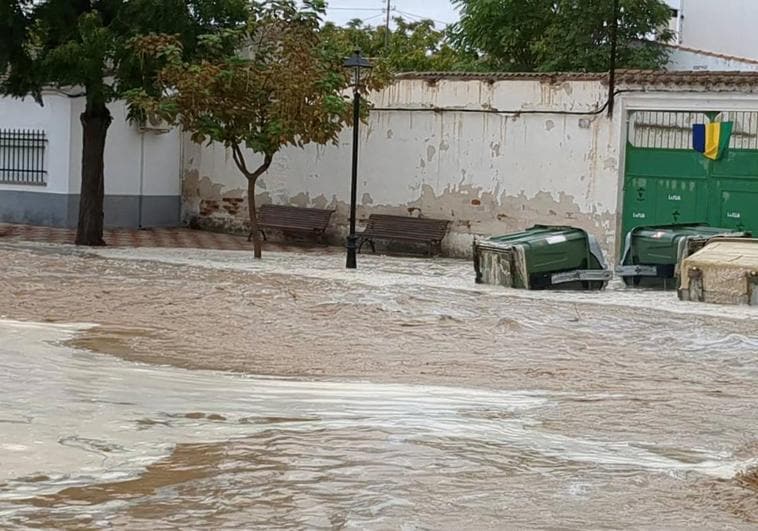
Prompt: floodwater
<box><xmin>1</xmin><ymin>244</ymin><xmax>758</xmax><ymax>528</ymax></box>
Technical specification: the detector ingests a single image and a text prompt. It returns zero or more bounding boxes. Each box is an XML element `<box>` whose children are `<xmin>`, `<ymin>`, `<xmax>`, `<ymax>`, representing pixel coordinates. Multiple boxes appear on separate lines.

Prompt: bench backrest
<box><xmin>364</xmin><ymin>214</ymin><xmax>450</xmax><ymax>241</ymax></box>
<box><xmin>260</xmin><ymin>204</ymin><xmax>334</xmax><ymax>230</ymax></box>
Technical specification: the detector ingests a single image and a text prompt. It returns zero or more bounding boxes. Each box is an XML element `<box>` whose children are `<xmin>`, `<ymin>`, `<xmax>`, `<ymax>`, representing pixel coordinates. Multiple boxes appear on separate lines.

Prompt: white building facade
<box><xmin>4</xmin><ymin>72</ymin><xmax>758</xmax><ymax>263</ymax></box>
<box><xmin>670</xmin><ymin>0</ymin><xmax>758</xmax><ymax>60</ymax></box>
<box><xmin>0</xmin><ymin>92</ymin><xmax>182</xmax><ymax>228</ymax></box>
<box><xmin>184</xmin><ymin>72</ymin><xmax>758</xmax><ymax>260</ymax></box>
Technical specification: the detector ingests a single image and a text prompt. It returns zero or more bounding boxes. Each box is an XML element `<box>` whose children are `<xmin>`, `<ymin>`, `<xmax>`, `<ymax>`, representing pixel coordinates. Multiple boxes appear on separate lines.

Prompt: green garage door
<box><xmin>622</xmin><ymin>110</ymin><xmax>758</xmax><ymax>246</ymax></box>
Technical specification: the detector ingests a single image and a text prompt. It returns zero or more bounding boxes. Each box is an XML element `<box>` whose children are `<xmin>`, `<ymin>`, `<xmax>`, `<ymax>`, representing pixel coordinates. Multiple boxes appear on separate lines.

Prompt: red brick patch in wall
<box><xmin>222</xmin><ymin>197</ymin><xmax>245</xmax><ymax>216</ymax></box>
<box><xmin>200</xmin><ymin>199</ymin><xmax>220</xmax><ymax>217</ymax></box>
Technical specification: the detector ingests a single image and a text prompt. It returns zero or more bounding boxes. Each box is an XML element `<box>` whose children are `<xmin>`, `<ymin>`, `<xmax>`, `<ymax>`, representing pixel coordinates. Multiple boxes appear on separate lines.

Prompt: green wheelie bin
<box><xmin>617</xmin><ymin>224</ymin><xmax>750</xmax><ymax>288</ymax></box>
<box><xmin>473</xmin><ymin>225</ymin><xmax>612</xmax><ymax>290</ymax></box>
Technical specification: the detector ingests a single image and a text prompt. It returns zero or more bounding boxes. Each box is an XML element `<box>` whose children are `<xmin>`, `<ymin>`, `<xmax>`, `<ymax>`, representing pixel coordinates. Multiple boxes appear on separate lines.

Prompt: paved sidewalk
<box><xmin>0</xmin><ymin>223</ymin><xmax>256</xmax><ymax>251</ymax></box>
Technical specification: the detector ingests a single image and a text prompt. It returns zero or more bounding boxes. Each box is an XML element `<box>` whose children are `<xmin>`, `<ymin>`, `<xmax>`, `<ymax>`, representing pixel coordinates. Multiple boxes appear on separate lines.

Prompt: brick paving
<box><xmin>0</xmin><ymin>223</ymin><xmax>257</xmax><ymax>251</ymax></box>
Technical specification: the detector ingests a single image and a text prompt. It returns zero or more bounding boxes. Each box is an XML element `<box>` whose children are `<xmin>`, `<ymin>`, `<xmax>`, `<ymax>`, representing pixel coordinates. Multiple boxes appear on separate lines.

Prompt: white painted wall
<box><xmin>679</xmin><ymin>0</ymin><xmax>758</xmax><ymax>59</ymax></box>
<box><xmin>0</xmin><ymin>92</ymin><xmax>72</xmax><ymax>194</ymax></box>
<box><xmin>185</xmin><ymin>76</ymin><xmax>758</xmax><ymax>259</ymax></box>
<box><xmin>67</xmin><ymin>99</ymin><xmax>182</xmax><ymax>198</ymax></box>
<box><xmin>185</xmin><ymin>78</ymin><xmax>622</xmax><ymax>256</ymax></box>
<box><xmin>1</xmin><ymin>93</ymin><xmax>182</xmax><ymax>227</ymax></box>
<box><xmin>0</xmin><ymin>93</ymin><xmax>181</xmax><ymax>199</ymax></box>
<box><xmin>666</xmin><ymin>47</ymin><xmax>758</xmax><ymax>71</ymax></box>
<box><xmin>665</xmin><ymin>0</ymin><xmax>681</xmax><ymax>38</ymax></box>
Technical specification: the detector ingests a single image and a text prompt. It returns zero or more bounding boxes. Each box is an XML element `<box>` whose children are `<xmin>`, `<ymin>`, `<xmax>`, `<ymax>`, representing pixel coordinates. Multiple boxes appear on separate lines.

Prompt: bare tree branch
<box><xmin>231</xmin><ymin>143</ymin><xmax>250</xmax><ymax>177</ymax></box>
<box><xmin>232</xmin><ymin>144</ymin><xmax>272</xmax><ymax>183</ymax></box>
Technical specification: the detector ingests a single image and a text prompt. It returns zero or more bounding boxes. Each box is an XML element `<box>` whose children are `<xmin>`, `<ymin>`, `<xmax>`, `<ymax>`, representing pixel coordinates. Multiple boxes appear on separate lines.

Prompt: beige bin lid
<box><xmin>680</xmin><ymin>239</ymin><xmax>758</xmax><ymax>304</ymax></box>
<box><xmin>684</xmin><ymin>238</ymin><xmax>758</xmax><ymax>269</ymax></box>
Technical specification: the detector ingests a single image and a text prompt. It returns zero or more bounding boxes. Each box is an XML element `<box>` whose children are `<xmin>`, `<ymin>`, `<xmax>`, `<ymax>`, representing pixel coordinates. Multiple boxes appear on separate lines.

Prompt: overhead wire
<box><xmin>323</xmin><ymin>3</ymin><xmax>455</xmax><ymax>28</ymax></box>
<box><xmin>360</xmin><ymin>12</ymin><xmax>387</xmax><ymax>23</ymax></box>
<box><xmin>327</xmin><ymin>7</ymin><xmax>385</xmax><ymax>11</ymax></box>
<box><xmin>392</xmin><ymin>8</ymin><xmax>454</xmax><ymax>27</ymax></box>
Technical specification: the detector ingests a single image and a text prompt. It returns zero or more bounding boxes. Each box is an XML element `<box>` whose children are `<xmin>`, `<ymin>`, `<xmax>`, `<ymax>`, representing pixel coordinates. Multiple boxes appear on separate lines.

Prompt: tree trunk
<box><xmin>247</xmin><ymin>176</ymin><xmax>263</xmax><ymax>258</ymax></box>
<box><xmin>232</xmin><ymin>145</ymin><xmax>272</xmax><ymax>260</ymax></box>
<box><xmin>76</xmin><ymin>97</ymin><xmax>112</xmax><ymax>246</ymax></box>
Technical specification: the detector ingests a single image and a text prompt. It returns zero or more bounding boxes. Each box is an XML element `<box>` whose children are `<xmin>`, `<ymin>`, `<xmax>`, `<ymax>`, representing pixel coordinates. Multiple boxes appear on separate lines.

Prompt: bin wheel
<box><xmin>622</xmin><ymin>276</ymin><xmax>642</xmax><ymax>287</ymax></box>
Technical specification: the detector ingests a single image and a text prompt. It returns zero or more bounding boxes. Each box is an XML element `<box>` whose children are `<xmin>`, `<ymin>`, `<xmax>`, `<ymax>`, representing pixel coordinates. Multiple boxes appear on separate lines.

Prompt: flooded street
<box><xmin>1</xmin><ymin>242</ymin><xmax>758</xmax><ymax>528</ymax></box>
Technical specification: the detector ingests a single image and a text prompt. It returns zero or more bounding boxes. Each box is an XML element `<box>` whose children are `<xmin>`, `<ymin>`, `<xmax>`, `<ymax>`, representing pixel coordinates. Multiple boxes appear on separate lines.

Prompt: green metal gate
<box><xmin>622</xmin><ymin>110</ymin><xmax>758</xmax><ymax>245</ymax></box>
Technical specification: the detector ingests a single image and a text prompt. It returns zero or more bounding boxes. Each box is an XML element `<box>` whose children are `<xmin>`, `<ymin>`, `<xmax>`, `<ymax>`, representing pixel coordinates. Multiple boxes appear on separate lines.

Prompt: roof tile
<box><xmin>396</xmin><ymin>70</ymin><xmax>758</xmax><ymax>87</ymax></box>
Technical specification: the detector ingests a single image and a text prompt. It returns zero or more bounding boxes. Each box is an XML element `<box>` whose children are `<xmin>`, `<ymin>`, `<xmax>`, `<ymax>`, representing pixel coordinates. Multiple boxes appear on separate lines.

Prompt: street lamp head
<box><xmin>343</xmin><ymin>49</ymin><xmax>373</xmax><ymax>87</ymax></box>
<box><xmin>343</xmin><ymin>49</ymin><xmax>372</xmax><ymax>69</ymax></box>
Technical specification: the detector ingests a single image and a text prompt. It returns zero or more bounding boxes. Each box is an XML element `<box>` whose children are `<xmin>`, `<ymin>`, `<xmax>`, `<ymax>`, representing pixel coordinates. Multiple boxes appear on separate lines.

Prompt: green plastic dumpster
<box><xmin>473</xmin><ymin>225</ymin><xmax>612</xmax><ymax>290</ymax></box>
<box><xmin>617</xmin><ymin>224</ymin><xmax>750</xmax><ymax>287</ymax></box>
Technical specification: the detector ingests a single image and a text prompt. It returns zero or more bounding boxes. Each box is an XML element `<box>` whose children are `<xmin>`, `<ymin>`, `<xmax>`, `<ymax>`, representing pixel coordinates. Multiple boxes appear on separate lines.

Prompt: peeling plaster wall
<box><xmin>183</xmin><ymin>78</ymin><xmax>622</xmax><ymax>258</ymax></box>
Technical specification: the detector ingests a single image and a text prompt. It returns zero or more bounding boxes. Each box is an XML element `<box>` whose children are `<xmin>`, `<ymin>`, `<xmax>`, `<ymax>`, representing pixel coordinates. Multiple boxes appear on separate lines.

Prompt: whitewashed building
<box><xmin>0</xmin><ymin>92</ymin><xmax>182</xmax><ymax>228</ymax></box>
<box><xmin>671</xmin><ymin>0</ymin><xmax>758</xmax><ymax>60</ymax></box>
<box><xmin>183</xmin><ymin>71</ymin><xmax>758</xmax><ymax>260</ymax></box>
<box><xmin>4</xmin><ymin>71</ymin><xmax>758</xmax><ymax>263</ymax></box>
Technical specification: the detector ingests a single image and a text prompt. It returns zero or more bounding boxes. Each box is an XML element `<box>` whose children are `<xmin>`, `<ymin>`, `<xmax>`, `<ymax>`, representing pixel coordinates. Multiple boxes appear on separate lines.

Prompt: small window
<box><xmin>0</xmin><ymin>129</ymin><xmax>48</xmax><ymax>185</ymax></box>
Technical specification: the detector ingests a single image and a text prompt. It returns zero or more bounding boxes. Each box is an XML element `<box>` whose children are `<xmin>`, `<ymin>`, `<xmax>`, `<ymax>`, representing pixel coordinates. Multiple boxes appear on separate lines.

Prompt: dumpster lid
<box><xmin>685</xmin><ymin>238</ymin><xmax>758</xmax><ymax>268</ymax></box>
<box><xmin>630</xmin><ymin>223</ymin><xmax>746</xmax><ymax>238</ymax></box>
<box><xmin>619</xmin><ymin>224</ymin><xmax>750</xmax><ymax>268</ymax></box>
<box><xmin>476</xmin><ymin>225</ymin><xmax>608</xmax><ymax>269</ymax></box>
<box><xmin>482</xmin><ymin>225</ymin><xmax>586</xmax><ymax>245</ymax></box>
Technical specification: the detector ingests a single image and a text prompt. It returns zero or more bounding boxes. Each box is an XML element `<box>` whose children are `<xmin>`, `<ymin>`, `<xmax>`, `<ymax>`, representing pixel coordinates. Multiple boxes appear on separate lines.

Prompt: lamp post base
<box><xmin>346</xmin><ymin>234</ymin><xmax>357</xmax><ymax>269</ymax></box>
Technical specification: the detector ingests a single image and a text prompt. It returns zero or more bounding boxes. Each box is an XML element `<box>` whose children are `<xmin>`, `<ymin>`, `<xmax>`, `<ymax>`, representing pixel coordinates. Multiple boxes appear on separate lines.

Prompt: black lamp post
<box><xmin>608</xmin><ymin>0</ymin><xmax>619</xmax><ymax>117</ymax></box>
<box><xmin>343</xmin><ymin>50</ymin><xmax>372</xmax><ymax>269</ymax></box>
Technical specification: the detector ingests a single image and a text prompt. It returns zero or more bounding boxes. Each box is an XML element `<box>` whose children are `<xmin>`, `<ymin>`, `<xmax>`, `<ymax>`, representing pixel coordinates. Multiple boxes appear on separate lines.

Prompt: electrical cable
<box><xmin>392</xmin><ymin>8</ymin><xmax>453</xmax><ymax>27</ymax></box>
<box><xmin>327</xmin><ymin>7</ymin><xmax>385</xmax><ymax>11</ymax></box>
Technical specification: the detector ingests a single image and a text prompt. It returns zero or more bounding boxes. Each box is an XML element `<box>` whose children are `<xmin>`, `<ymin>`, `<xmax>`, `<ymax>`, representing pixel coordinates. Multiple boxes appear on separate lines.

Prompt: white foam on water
<box><xmin>0</xmin><ymin>318</ymin><xmax>754</xmax><ymax>515</ymax></box>
<box><xmin>88</xmin><ymin>247</ymin><xmax>758</xmax><ymax>321</ymax></box>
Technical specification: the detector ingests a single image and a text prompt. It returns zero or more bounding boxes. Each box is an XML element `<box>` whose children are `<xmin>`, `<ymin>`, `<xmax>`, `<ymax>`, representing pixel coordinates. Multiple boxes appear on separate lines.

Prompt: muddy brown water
<box><xmin>1</xmin><ymin>243</ymin><xmax>758</xmax><ymax>529</ymax></box>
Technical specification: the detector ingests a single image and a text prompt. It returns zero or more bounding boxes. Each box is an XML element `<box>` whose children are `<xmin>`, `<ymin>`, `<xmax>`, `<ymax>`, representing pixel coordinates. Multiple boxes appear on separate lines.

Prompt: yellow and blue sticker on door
<box><xmin>693</xmin><ymin>121</ymin><xmax>733</xmax><ymax>160</ymax></box>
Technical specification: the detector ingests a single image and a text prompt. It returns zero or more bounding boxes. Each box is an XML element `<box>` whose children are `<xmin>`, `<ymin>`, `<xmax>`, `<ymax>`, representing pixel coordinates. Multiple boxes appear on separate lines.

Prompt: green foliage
<box><xmin>128</xmin><ymin>0</ymin><xmax>391</xmax><ymax>257</ymax></box>
<box><xmin>0</xmin><ymin>1</ymin><xmax>36</xmax><ymax>95</ymax></box>
<box><xmin>0</xmin><ymin>0</ymin><xmax>249</xmax><ymax>103</ymax></box>
<box><xmin>128</xmin><ymin>0</ymin><xmax>389</xmax><ymax>170</ymax></box>
<box><xmin>321</xmin><ymin>16</ymin><xmax>480</xmax><ymax>72</ymax></box>
<box><xmin>0</xmin><ymin>0</ymin><xmax>251</xmax><ymax>244</ymax></box>
<box><xmin>452</xmin><ymin>0</ymin><xmax>674</xmax><ymax>72</ymax></box>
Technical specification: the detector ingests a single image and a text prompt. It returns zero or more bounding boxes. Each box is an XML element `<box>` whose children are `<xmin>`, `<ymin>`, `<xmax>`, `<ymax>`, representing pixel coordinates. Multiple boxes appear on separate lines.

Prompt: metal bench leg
<box><xmin>358</xmin><ymin>238</ymin><xmax>375</xmax><ymax>254</ymax></box>
<box><xmin>428</xmin><ymin>241</ymin><xmax>440</xmax><ymax>257</ymax></box>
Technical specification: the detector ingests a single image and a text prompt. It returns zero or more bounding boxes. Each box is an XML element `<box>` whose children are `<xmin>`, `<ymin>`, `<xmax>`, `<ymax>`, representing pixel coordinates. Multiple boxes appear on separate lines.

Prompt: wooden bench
<box><xmin>249</xmin><ymin>204</ymin><xmax>334</xmax><ymax>243</ymax></box>
<box><xmin>358</xmin><ymin>214</ymin><xmax>450</xmax><ymax>256</ymax></box>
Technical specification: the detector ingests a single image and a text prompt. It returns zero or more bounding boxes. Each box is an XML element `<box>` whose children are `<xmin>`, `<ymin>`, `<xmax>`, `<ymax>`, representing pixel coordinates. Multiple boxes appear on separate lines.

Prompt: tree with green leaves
<box><xmin>128</xmin><ymin>0</ymin><xmax>389</xmax><ymax>258</ymax></box>
<box><xmin>322</xmin><ymin>16</ymin><xmax>480</xmax><ymax>72</ymax></box>
<box><xmin>0</xmin><ymin>0</ymin><xmax>248</xmax><ymax>245</ymax></box>
<box><xmin>452</xmin><ymin>0</ymin><xmax>674</xmax><ymax>72</ymax></box>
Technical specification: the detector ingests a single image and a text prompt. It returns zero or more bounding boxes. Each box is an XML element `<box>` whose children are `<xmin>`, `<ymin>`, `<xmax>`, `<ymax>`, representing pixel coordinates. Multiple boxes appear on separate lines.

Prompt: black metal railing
<box><xmin>629</xmin><ymin>110</ymin><xmax>758</xmax><ymax>151</ymax></box>
<box><xmin>0</xmin><ymin>129</ymin><xmax>48</xmax><ymax>185</ymax></box>
<box><xmin>628</xmin><ymin>111</ymin><xmax>708</xmax><ymax>150</ymax></box>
